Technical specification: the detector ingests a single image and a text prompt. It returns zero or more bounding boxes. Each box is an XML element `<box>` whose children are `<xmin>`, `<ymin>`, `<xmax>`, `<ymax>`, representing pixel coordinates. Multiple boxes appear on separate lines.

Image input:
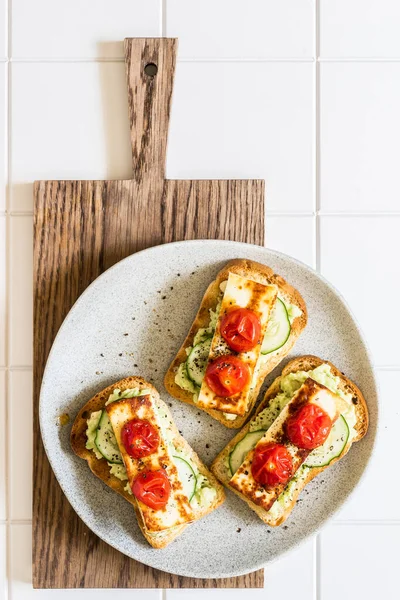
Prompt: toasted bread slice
<box><xmin>71</xmin><ymin>376</ymin><xmax>225</xmax><ymax>548</ymax></box>
<box><xmin>164</xmin><ymin>259</ymin><xmax>307</xmax><ymax>429</ymax></box>
<box><xmin>211</xmin><ymin>355</ymin><xmax>368</xmax><ymax>526</ymax></box>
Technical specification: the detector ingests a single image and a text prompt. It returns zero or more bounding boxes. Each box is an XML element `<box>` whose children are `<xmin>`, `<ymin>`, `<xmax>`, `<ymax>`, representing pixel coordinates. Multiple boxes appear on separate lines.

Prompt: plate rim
<box><xmin>39</xmin><ymin>239</ymin><xmax>379</xmax><ymax>578</ymax></box>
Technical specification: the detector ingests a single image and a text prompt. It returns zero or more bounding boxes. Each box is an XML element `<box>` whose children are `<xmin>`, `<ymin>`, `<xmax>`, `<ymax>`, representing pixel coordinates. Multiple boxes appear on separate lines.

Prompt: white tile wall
<box><xmin>320</xmin><ymin>524</ymin><xmax>400</xmax><ymax>600</ymax></box>
<box><xmin>1</xmin><ymin>1</ymin><xmax>399</xmax><ymax>599</ymax></box>
<box><xmin>11</xmin><ymin>62</ymin><xmax>132</xmax><ymax>212</ymax></box>
<box><xmin>320</xmin><ymin>62</ymin><xmax>400</xmax><ymax>213</ymax></box>
<box><xmin>0</xmin><ymin>0</ymin><xmax>6</xmax><ymax>59</ymax></box>
<box><xmin>167</xmin><ymin>61</ymin><xmax>315</xmax><ymax>213</ymax></box>
<box><xmin>319</xmin><ymin>216</ymin><xmax>400</xmax><ymax>367</ymax></box>
<box><xmin>166</xmin><ymin>0</ymin><xmax>315</xmax><ymax>59</ymax></box>
<box><xmin>9</xmin><ymin>217</ymin><xmax>32</xmax><ymax>366</ymax></box>
<box><xmin>320</xmin><ymin>0</ymin><xmax>400</xmax><ymax>58</ymax></box>
<box><xmin>9</xmin><ymin>370</ymin><xmax>32</xmax><ymax>520</ymax></box>
<box><xmin>11</xmin><ymin>0</ymin><xmax>161</xmax><ymax>59</ymax></box>
<box><xmin>266</xmin><ymin>216</ymin><xmax>315</xmax><ymax>267</ymax></box>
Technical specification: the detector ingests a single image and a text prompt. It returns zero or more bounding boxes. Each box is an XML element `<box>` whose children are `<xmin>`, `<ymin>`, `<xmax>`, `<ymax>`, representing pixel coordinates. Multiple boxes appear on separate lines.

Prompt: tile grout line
<box><xmin>333</xmin><ymin>520</ymin><xmax>400</xmax><ymax>526</ymax></box>
<box><xmin>315</xmin><ymin>534</ymin><xmax>322</xmax><ymax>600</ymax></box>
<box><xmin>6</xmin><ymin>0</ymin><xmax>12</xmax><ymax>595</ymax></box>
<box><xmin>3</xmin><ymin>56</ymin><xmax>400</xmax><ymax>63</ymax></box>
<box><xmin>2</xmin><ymin>364</ymin><xmax>400</xmax><ymax>371</ymax></box>
<box><xmin>4</xmin><ymin>56</ymin><xmax>400</xmax><ymax>63</ymax></box>
<box><xmin>161</xmin><ymin>1</ymin><xmax>166</xmax><ymax>596</ymax></box>
<box><xmin>4</xmin><ymin>364</ymin><xmax>400</xmax><ymax>373</ymax></box>
<box><xmin>0</xmin><ymin>366</ymin><xmax>33</xmax><ymax>371</ymax></box>
<box><xmin>4</xmin><ymin>210</ymin><xmax>400</xmax><ymax>218</ymax></box>
<box><xmin>161</xmin><ymin>0</ymin><xmax>167</xmax><ymax>37</ymax></box>
<box><xmin>315</xmin><ymin>3</ymin><xmax>322</xmax><ymax>599</ymax></box>
<box><xmin>3</xmin><ymin>518</ymin><xmax>400</xmax><ymax>526</ymax></box>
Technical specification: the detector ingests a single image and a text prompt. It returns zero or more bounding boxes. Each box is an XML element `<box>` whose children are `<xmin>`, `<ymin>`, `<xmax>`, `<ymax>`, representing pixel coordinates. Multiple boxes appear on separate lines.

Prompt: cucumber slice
<box><xmin>173</xmin><ymin>456</ymin><xmax>197</xmax><ymax>501</ymax></box>
<box><xmin>229</xmin><ymin>430</ymin><xmax>267</xmax><ymax>476</ymax></box>
<box><xmin>186</xmin><ymin>337</ymin><xmax>212</xmax><ymax>387</ymax></box>
<box><xmin>94</xmin><ymin>411</ymin><xmax>123</xmax><ymax>464</ymax></box>
<box><xmin>305</xmin><ymin>415</ymin><xmax>349</xmax><ymax>468</ymax></box>
<box><xmin>261</xmin><ymin>298</ymin><xmax>291</xmax><ymax>355</ymax></box>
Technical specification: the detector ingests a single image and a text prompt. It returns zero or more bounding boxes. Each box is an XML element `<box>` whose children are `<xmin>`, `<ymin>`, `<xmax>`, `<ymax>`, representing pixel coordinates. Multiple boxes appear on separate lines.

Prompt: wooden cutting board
<box><xmin>33</xmin><ymin>38</ymin><xmax>265</xmax><ymax>589</ymax></box>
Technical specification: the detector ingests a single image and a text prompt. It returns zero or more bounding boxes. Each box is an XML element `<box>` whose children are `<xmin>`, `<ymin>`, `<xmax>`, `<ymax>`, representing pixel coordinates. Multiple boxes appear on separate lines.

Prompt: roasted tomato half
<box><xmin>121</xmin><ymin>418</ymin><xmax>160</xmax><ymax>459</ymax></box>
<box><xmin>204</xmin><ymin>355</ymin><xmax>251</xmax><ymax>397</ymax></box>
<box><xmin>131</xmin><ymin>469</ymin><xmax>171</xmax><ymax>510</ymax></box>
<box><xmin>220</xmin><ymin>308</ymin><xmax>262</xmax><ymax>353</ymax></box>
<box><xmin>251</xmin><ymin>442</ymin><xmax>293</xmax><ymax>487</ymax></box>
<box><xmin>286</xmin><ymin>403</ymin><xmax>332</xmax><ymax>450</ymax></box>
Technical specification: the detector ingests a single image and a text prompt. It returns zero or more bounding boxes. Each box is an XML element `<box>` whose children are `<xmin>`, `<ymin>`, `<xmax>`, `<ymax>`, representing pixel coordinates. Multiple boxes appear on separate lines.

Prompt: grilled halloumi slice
<box><xmin>106</xmin><ymin>395</ymin><xmax>195</xmax><ymax>533</ymax></box>
<box><xmin>197</xmin><ymin>272</ymin><xmax>278</xmax><ymax>416</ymax></box>
<box><xmin>229</xmin><ymin>378</ymin><xmax>348</xmax><ymax>511</ymax></box>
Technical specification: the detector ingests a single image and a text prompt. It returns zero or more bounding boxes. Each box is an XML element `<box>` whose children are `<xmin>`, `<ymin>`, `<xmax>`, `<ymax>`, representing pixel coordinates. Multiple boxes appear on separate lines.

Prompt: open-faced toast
<box><xmin>71</xmin><ymin>376</ymin><xmax>225</xmax><ymax>548</ymax></box>
<box><xmin>164</xmin><ymin>258</ymin><xmax>307</xmax><ymax>429</ymax></box>
<box><xmin>211</xmin><ymin>355</ymin><xmax>368</xmax><ymax>526</ymax></box>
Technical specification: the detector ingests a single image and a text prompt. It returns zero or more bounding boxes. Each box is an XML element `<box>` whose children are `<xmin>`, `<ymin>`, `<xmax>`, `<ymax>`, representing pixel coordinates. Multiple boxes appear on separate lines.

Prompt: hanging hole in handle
<box><xmin>144</xmin><ymin>63</ymin><xmax>158</xmax><ymax>77</ymax></box>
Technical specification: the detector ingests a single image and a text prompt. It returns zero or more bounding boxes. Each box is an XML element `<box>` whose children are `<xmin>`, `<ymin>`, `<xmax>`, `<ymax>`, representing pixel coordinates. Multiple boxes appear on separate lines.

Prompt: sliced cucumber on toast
<box><xmin>229</xmin><ymin>429</ymin><xmax>267</xmax><ymax>476</ymax></box>
<box><xmin>261</xmin><ymin>298</ymin><xmax>291</xmax><ymax>355</ymax></box>
<box><xmin>305</xmin><ymin>415</ymin><xmax>349</xmax><ymax>468</ymax></box>
<box><xmin>94</xmin><ymin>410</ymin><xmax>123</xmax><ymax>464</ymax></box>
<box><xmin>186</xmin><ymin>337</ymin><xmax>212</xmax><ymax>387</ymax></box>
<box><xmin>173</xmin><ymin>455</ymin><xmax>197</xmax><ymax>500</ymax></box>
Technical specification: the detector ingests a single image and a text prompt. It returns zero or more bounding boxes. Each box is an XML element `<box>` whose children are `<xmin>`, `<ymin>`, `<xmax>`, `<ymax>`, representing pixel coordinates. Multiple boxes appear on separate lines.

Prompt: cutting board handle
<box><xmin>124</xmin><ymin>38</ymin><xmax>177</xmax><ymax>184</ymax></box>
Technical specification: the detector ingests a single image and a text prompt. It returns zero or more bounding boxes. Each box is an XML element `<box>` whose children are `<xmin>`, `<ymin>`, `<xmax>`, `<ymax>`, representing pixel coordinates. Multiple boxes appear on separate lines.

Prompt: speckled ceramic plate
<box><xmin>40</xmin><ymin>240</ymin><xmax>378</xmax><ymax>579</ymax></box>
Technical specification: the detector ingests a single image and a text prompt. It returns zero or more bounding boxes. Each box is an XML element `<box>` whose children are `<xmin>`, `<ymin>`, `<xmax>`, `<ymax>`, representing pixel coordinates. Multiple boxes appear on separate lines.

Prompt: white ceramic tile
<box><xmin>10</xmin><ymin>524</ymin><xmax>161</xmax><ymax>598</ymax></box>
<box><xmin>320</xmin><ymin>0</ymin><xmax>400</xmax><ymax>58</ymax></box>
<box><xmin>320</xmin><ymin>62</ymin><xmax>400</xmax><ymax>213</ymax></box>
<box><xmin>167</xmin><ymin>62</ymin><xmax>314</xmax><ymax>213</ymax></box>
<box><xmin>320</xmin><ymin>216</ymin><xmax>400</xmax><ymax>367</ymax></box>
<box><xmin>265</xmin><ymin>538</ymin><xmax>314</xmax><ymax>595</ymax></box>
<box><xmin>9</xmin><ymin>370</ymin><xmax>32</xmax><ymax>520</ymax></box>
<box><xmin>0</xmin><ymin>216</ymin><xmax>6</xmax><ymax>366</ymax></box>
<box><xmin>166</xmin><ymin>539</ymin><xmax>314</xmax><ymax>597</ymax></box>
<box><xmin>167</xmin><ymin>0</ymin><xmax>314</xmax><ymax>59</ymax></box>
<box><xmin>9</xmin><ymin>217</ymin><xmax>32</xmax><ymax>366</ymax></box>
<box><xmin>0</xmin><ymin>525</ymin><xmax>6</xmax><ymax>600</ymax></box>
<box><xmin>12</xmin><ymin>0</ymin><xmax>160</xmax><ymax>58</ymax></box>
<box><xmin>0</xmin><ymin>64</ymin><xmax>6</xmax><ymax>212</ymax></box>
<box><xmin>0</xmin><ymin>373</ymin><xmax>5</xmax><ymax>521</ymax></box>
<box><xmin>0</xmin><ymin>0</ymin><xmax>6</xmax><ymax>59</ymax></box>
<box><xmin>266</xmin><ymin>216</ymin><xmax>315</xmax><ymax>267</ymax></box>
<box><xmin>336</xmin><ymin>370</ymin><xmax>398</xmax><ymax>520</ymax></box>
<box><xmin>11</xmin><ymin>62</ymin><xmax>132</xmax><ymax>212</ymax></box>
<box><xmin>320</xmin><ymin>524</ymin><xmax>400</xmax><ymax>600</ymax></box>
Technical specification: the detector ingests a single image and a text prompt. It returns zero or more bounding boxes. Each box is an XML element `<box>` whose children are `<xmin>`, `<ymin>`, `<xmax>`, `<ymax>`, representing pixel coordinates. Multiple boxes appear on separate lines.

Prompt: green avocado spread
<box><xmin>232</xmin><ymin>363</ymin><xmax>357</xmax><ymax>519</ymax></box>
<box><xmin>85</xmin><ymin>388</ymin><xmax>216</xmax><ymax>509</ymax></box>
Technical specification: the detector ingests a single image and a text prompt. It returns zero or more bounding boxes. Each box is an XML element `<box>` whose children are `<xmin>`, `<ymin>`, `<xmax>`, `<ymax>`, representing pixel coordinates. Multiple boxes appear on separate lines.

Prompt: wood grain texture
<box><xmin>33</xmin><ymin>38</ymin><xmax>265</xmax><ymax>589</ymax></box>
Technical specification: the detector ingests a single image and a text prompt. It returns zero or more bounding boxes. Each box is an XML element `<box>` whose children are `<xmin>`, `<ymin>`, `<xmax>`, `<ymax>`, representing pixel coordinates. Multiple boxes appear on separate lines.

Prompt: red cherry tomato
<box><xmin>131</xmin><ymin>470</ymin><xmax>171</xmax><ymax>510</ymax></box>
<box><xmin>286</xmin><ymin>403</ymin><xmax>332</xmax><ymax>450</ymax></box>
<box><xmin>204</xmin><ymin>355</ymin><xmax>251</xmax><ymax>397</ymax></box>
<box><xmin>121</xmin><ymin>418</ymin><xmax>160</xmax><ymax>459</ymax></box>
<box><xmin>220</xmin><ymin>308</ymin><xmax>262</xmax><ymax>353</ymax></box>
<box><xmin>251</xmin><ymin>443</ymin><xmax>293</xmax><ymax>487</ymax></box>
